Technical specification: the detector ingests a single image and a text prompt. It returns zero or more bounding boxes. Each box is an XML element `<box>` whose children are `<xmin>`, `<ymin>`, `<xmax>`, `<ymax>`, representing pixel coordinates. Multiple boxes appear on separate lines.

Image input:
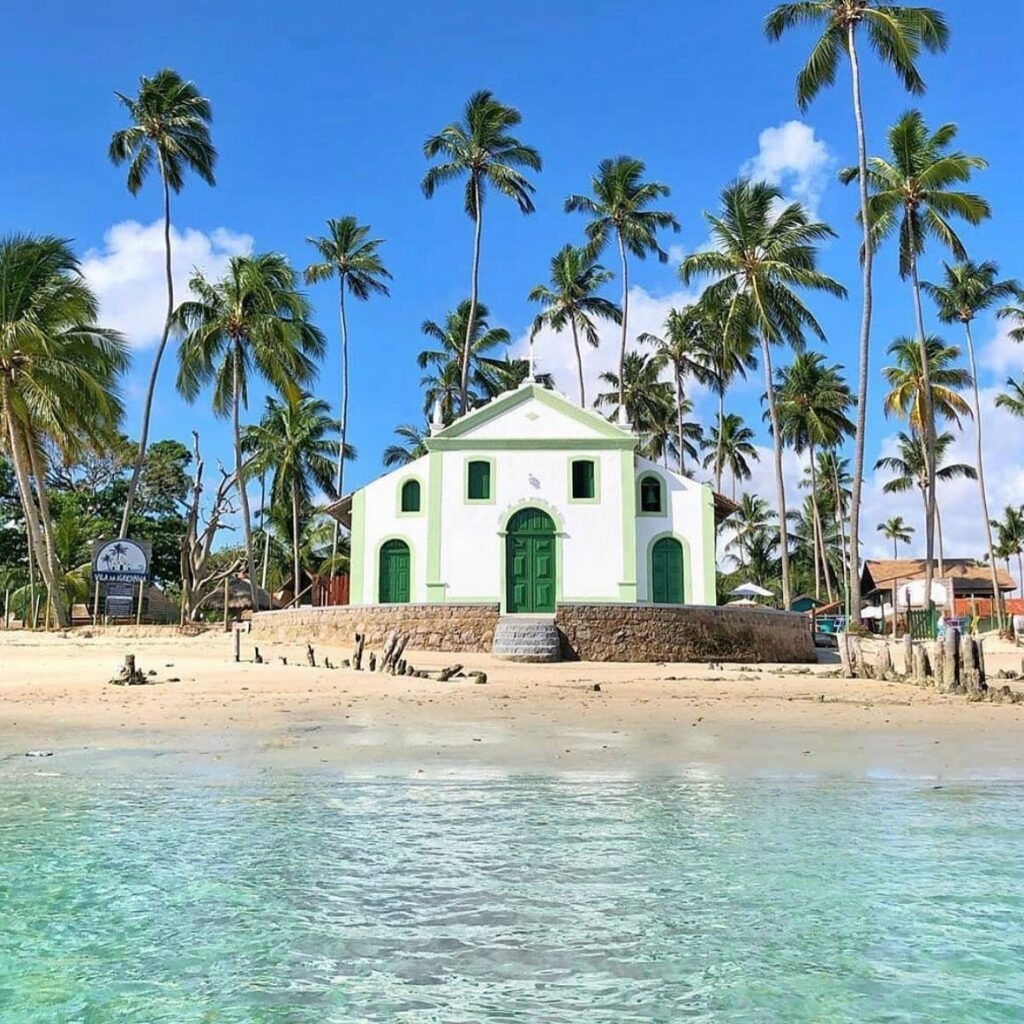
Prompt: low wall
<box><xmin>252</xmin><ymin>601</ymin><xmax>816</xmax><ymax>664</ymax></box>
<box><xmin>252</xmin><ymin>603</ymin><xmax>501</xmax><ymax>653</ymax></box>
<box><xmin>556</xmin><ymin>603</ymin><xmax>815</xmax><ymax>663</ymax></box>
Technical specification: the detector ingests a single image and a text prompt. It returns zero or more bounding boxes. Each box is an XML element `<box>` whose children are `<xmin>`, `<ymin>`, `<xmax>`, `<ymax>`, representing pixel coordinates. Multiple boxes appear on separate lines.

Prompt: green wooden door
<box><xmin>506</xmin><ymin>508</ymin><xmax>556</xmax><ymax>613</ymax></box>
<box><xmin>378</xmin><ymin>540</ymin><xmax>411</xmax><ymax>603</ymax></box>
<box><xmin>651</xmin><ymin>537</ymin><xmax>684</xmax><ymax>604</ymax></box>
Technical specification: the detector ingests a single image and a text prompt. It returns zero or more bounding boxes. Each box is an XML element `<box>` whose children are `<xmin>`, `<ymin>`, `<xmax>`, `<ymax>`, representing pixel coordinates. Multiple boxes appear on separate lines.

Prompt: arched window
<box><xmin>466</xmin><ymin>460</ymin><xmax>492</xmax><ymax>501</ymax></box>
<box><xmin>400</xmin><ymin>479</ymin><xmax>421</xmax><ymax>513</ymax></box>
<box><xmin>639</xmin><ymin>475</ymin><xmax>663</xmax><ymax>514</ymax></box>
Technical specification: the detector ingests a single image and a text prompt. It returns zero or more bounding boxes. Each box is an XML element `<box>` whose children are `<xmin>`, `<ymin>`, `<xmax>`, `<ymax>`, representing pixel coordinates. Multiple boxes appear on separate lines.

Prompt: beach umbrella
<box><xmin>730</xmin><ymin>582</ymin><xmax>775</xmax><ymax>598</ymax></box>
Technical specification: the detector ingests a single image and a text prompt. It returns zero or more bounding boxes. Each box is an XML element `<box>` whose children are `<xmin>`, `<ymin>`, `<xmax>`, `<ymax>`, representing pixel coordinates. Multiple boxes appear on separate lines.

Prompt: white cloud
<box><xmin>740</xmin><ymin>120</ymin><xmax>833</xmax><ymax>217</ymax></box>
<box><xmin>81</xmin><ymin>220</ymin><xmax>253</xmax><ymax>348</ymax></box>
<box><xmin>980</xmin><ymin>319</ymin><xmax>1024</xmax><ymax>378</ymax></box>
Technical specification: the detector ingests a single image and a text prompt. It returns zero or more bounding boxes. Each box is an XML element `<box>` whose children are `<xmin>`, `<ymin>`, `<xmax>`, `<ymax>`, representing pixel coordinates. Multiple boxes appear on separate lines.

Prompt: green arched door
<box><xmin>378</xmin><ymin>540</ymin><xmax>411</xmax><ymax>603</ymax></box>
<box><xmin>506</xmin><ymin>508</ymin><xmax>556</xmax><ymax>613</ymax></box>
<box><xmin>651</xmin><ymin>537</ymin><xmax>684</xmax><ymax>604</ymax></box>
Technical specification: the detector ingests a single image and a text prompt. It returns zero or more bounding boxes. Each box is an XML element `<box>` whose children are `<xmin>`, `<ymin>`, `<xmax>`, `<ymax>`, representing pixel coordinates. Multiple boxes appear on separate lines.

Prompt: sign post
<box><xmin>91</xmin><ymin>539</ymin><xmax>151</xmax><ymax>622</ymax></box>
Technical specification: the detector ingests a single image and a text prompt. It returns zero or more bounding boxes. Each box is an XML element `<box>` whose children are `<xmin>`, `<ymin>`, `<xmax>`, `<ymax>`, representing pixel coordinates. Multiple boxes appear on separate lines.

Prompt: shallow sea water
<box><xmin>0</xmin><ymin>769</ymin><xmax>1022</xmax><ymax>1023</ymax></box>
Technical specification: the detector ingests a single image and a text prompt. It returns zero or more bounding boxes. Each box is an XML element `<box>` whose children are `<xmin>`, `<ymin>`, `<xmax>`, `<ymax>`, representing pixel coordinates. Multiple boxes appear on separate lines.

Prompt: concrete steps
<box><xmin>492</xmin><ymin>616</ymin><xmax>562</xmax><ymax>663</ymax></box>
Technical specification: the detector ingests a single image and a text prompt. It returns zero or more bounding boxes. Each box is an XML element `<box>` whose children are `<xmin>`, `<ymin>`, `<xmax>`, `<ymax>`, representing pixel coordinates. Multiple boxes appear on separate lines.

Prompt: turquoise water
<box><xmin>1</xmin><ymin>770</ymin><xmax>1022</xmax><ymax>1022</ymax></box>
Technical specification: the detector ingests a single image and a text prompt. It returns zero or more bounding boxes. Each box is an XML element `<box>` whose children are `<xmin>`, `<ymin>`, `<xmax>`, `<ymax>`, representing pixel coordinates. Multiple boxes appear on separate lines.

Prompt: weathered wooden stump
<box><xmin>876</xmin><ymin>644</ymin><xmax>893</xmax><ymax>680</ymax></box>
<box><xmin>943</xmin><ymin>627</ymin><xmax>961</xmax><ymax>692</ymax></box>
<box><xmin>352</xmin><ymin>634</ymin><xmax>365</xmax><ymax>671</ymax></box>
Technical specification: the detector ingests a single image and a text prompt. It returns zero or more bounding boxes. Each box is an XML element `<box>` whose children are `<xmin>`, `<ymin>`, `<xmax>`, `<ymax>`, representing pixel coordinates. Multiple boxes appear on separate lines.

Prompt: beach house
<box><xmin>329</xmin><ymin>382</ymin><xmax>727</xmax><ymax>612</ymax></box>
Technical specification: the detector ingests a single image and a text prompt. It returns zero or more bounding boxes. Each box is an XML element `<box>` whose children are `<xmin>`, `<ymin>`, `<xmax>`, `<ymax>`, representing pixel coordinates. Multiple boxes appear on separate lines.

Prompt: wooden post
<box><xmin>912</xmin><ymin>644</ymin><xmax>928</xmax><ymax>684</ymax></box>
<box><xmin>902</xmin><ymin>634</ymin><xmax>913</xmax><ymax>678</ymax></box>
<box><xmin>233</xmin><ymin>628</ymin><xmax>241</xmax><ymax>663</ymax></box>
<box><xmin>931</xmin><ymin>642</ymin><xmax>944</xmax><ymax>688</ymax></box>
<box><xmin>876</xmin><ymin>644</ymin><xmax>893</xmax><ymax>680</ymax></box>
<box><xmin>352</xmin><ymin>633</ymin><xmax>365</xmax><ymax>671</ymax></box>
<box><xmin>977</xmin><ymin>638</ymin><xmax>986</xmax><ymax>687</ymax></box>
<box><xmin>92</xmin><ymin>578</ymin><xmax>101</xmax><ymax>625</ymax></box>
<box><xmin>838</xmin><ymin>632</ymin><xmax>853</xmax><ymax>679</ymax></box>
<box><xmin>223</xmin><ymin>577</ymin><xmax>230</xmax><ymax>631</ymax></box>
<box><xmin>136</xmin><ymin>579</ymin><xmax>145</xmax><ymax>627</ymax></box>
<box><xmin>3</xmin><ymin>588</ymin><xmax>8</xmax><ymax>630</ymax></box>
<box><xmin>943</xmin><ymin>627</ymin><xmax>960</xmax><ymax>692</ymax></box>
<box><xmin>961</xmin><ymin>634</ymin><xmax>982</xmax><ymax>693</ymax></box>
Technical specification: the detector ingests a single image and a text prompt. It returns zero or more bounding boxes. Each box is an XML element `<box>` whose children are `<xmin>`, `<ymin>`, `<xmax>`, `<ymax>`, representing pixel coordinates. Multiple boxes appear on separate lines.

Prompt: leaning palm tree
<box><xmin>765</xmin><ymin>2</ymin><xmax>950</xmax><ymax>623</ymax></box>
<box><xmin>638</xmin><ymin>306</ymin><xmax>714</xmax><ymax>475</ymax></box>
<box><xmin>774</xmin><ymin>352</ymin><xmax>855</xmax><ymax>603</ymax></box>
<box><xmin>0</xmin><ymin>235</ymin><xmax>127</xmax><ymax>628</ymax></box>
<box><xmin>174</xmin><ymin>253</ymin><xmax>325</xmax><ymax>608</ymax></box>
<box><xmin>878</xmin><ymin>516</ymin><xmax>914</xmax><ymax>559</ymax></box>
<box><xmin>995</xmin><ymin>377</ymin><xmax>1024</xmax><ymax>419</ymax></box>
<box><xmin>109</xmin><ymin>68</ymin><xmax>216</xmax><ymax>536</ymax></box>
<box><xmin>244</xmin><ymin>393</ymin><xmax>341</xmax><ymax>607</ymax></box>
<box><xmin>875</xmin><ymin>430</ymin><xmax>976</xmax><ymax>573</ymax></box>
<box><xmin>595</xmin><ymin>350</ymin><xmax>673</xmax><ymax>440</ymax></box>
<box><xmin>681</xmin><ymin>179</ymin><xmax>847</xmax><ymax>609</ymax></box>
<box><xmin>565</xmin><ymin>156</ymin><xmax>679</xmax><ymax>408</ymax></box>
<box><xmin>422</xmin><ymin>90</ymin><xmax>541</xmax><ymax>414</ymax></box>
<box><xmin>304</xmin><ymin>217</ymin><xmax>391</xmax><ymax>570</ymax></box>
<box><xmin>418</xmin><ymin>300</ymin><xmax>510</xmax><ymax>422</ymax></box>
<box><xmin>923</xmin><ymin>260</ymin><xmax>1018</xmax><ymax>625</ymax></box>
<box><xmin>701</xmin><ymin>413</ymin><xmax>758</xmax><ymax>500</ymax></box>
<box><xmin>383</xmin><ymin>423</ymin><xmax>430</xmax><ymax>468</ymax></box>
<box><xmin>882</xmin><ymin>336</ymin><xmax>972</xmax><ymax>430</ymax></box>
<box><xmin>843</xmin><ymin>110</ymin><xmax>989</xmax><ymax>608</ymax></box>
<box><xmin>528</xmin><ymin>244</ymin><xmax>621</xmax><ymax>406</ymax></box>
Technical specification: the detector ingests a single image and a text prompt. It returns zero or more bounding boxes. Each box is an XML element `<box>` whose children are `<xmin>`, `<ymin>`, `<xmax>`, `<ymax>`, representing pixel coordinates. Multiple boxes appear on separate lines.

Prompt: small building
<box><xmin>861</xmin><ymin>559</ymin><xmax>1016</xmax><ymax>611</ymax></box>
<box><xmin>791</xmin><ymin>594</ymin><xmax>824</xmax><ymax>615</ymax></box>
<box><xmin>330</xmin><ymin>383</ymin><xmax>729</xmax><ymax>612</ymax></box>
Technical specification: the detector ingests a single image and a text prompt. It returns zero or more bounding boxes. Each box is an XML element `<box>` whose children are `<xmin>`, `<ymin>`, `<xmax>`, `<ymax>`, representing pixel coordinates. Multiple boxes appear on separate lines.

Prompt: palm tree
<box><xmin>174</xmin><ymin>253</ymin><xmax>325</xmax><ymax>608</ymax></box>
<box><xmin>244</xmin><ymin>394</ymin><xmax>341</xmax><ymax>607</ymax></box>
<box><xmin>528</xmin><ymin>244</ymin><xmax>621</xmax><ymax>406</ymax></box>
<box><xmin>109</xmin><ymin>69</ymin><xmax>216</xmax><ymax>536</ymax></box>
<box><xmin>992</xmin><ymin>506</ymin><xmax>1024</xmax><ymax>599</ymax></box>
<box><xmin>882</xmin><ymin>335</ymin><xmax>972</xmax><ymax>429</ymax></box>
<box><xmin>725</xmin><ymin>493</ymin><xmax>776</xmax><ymax>571</ymax></box>
<box><xmin>0</xmin><ymin>235</ymin><xmax>127</xmax><ymax>628</ymax></box>
<box><xmin>774</xmin><ymin>352</ymin><xmax>855</xmax><ymax>602</ymax></box>
<box><xmin>304</xmin><ymin>217</ymin><xmax>391</xmax><ymax>571</ymax></box>
<box><xmin>422</xmin><ymin>91</ymin><xmax>541</xmax><ymax>414</ymax></box>
<box><xmin>923</xmin><ymin>260</ymin><xmax>1018</xmax><ymax>625</ymax></box>
<box><xmin>418</xmin><ymin>300</ymin><xmax>510</xmax><ymax>422</ymax></box>
<box><xmin>995</xmin><ymin>377</ymin><xmax>1024</xmax><ymax>418</ymax></box>
<box><xmin>477</xmin><ymin>355</ymin><xmax>555</xmax><ymax>398</ymax></box>
<box><xmin>875</xmin><ymin>430</ymin><xmax>976</xmax><ymax>572</ymax></box>
<box><xmin>595</xmin><ymin>350</ymin><xmax>673</xmax><ymax>440</ymax></box>
<box><xmin>843</xmin><ymin>111</ymin><xmax>989</xmax><ymax>608</ymax></box>
<box><xmin>565</xmin><ymin>156</ymin><xmax>679</xmax><ymax>407</ymax></box>
<box><xmin>638</xmin><ymin>306</ymin><xmax>714</xmax><ymax>474</ymax></box>
<box><xmin>681</xmin><ymin>179</ymin><xmax>847</xmax><ymax>609</ymax></box>
<box><xmin>878</xmin><ymin>516</ymin><xmax>914</xmax><ymax>559</ymax></box>
<box><xmin>702</xmin><ymin>414</ymin><xmax>758</xmax><ymax>500</ymax></box>
<box><xmin>997</xmin><ymin>291</ymin><xmax>1024</xmax><ymax>342</ymax></box>
<box><xmin>765</xmin><ymin>2</ymin><xmax>950</xmax><ymax>624</ymax></box>
<box><xmin>641</xmin><ymin>392</ymin><xmax>702</xmax><ymax>470</ymax></box>
<box><xmin>383</xmin><ymin>423</ymin><xmax>429</xmax><ymax>468</ymax></box>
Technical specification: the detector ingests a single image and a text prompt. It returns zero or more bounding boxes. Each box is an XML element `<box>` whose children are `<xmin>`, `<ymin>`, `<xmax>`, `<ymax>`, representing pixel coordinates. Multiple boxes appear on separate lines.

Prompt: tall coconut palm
<box><xmin>774</xmin><ymin>352</ymin><xmax>855</xmax><ymax>602</ymax></box>
<box><xmin>565</xmin><ymin>157</ymin><xmax>679</xmax><ymax>408</ymax></box>
<box><xmin>922</xmin><ymin>260</ymin><xmax>1018</xmax><ymax>625</ymax></box>
<box><xmin>244</xmin><ymin>393</ymin><xmax>342</xmax><ymax>607</ymax></box>
<box><xmin>528</xmin><ymin>244</ymin><xmax>621</xmax><ymax>406</ymax></box>
<box><xmin>477</xmin><ymin>355</ymin><xmax>555</xmax><ymax>398</ymax></box>
<box><xmin>383</xmin><ymin>423</ymin><xmax>430</xmax><ymax>468</ymax></box>
<box><xmin>995</xmin><ymin>377</ymin><xmax>1024</xmax><ymax>419</ymax></box>
<box><xmin>701</xmin><ymin>414</ymin><xmax>758</xmax><ymax>500</ymax></box>
<box><xmin>422</xmin><ymin>91</ymin><xmax>541</xmax><ymax>414</ymax></box>
<box><xmin>417</xmin><ymin>300</ymin><xmax>510</xmax><ymax>422</ymax></box>
<box><xmin>304</xmin><ymin>217</ymin><xmax>391</xmax><ymax>571</ymax></box>
<box><xmin>641</xmin><ymin>393</ymin><xmax>702</xmax><ymax>470</ymax></box>
<box><xmin>726</xmin><ymin>493</ymin><xmax>776</xmax><ymax>571</ymax></box>
<box><xmin>595</xmin><ymin>350</ymin><xmax>673</xmax><ymax>439</ymax></box>
<box><xmin>0</xmin><ymin>235</ymin><xmax>127</xmax><ymax>628</ymax></box>
<box><xmin>843</xmin><ymin>110</ymin><xmax>989</xmax><ymax>607</ymax></box>
<box><xmin>174</xmin><ymin>253</ymin><xmax>325</xmax><ymax>608</ymax></box>
<box><xmin>765</xmin><ymin>2</ymin><xmax>950</xmax><ymax>623</ymax></box>
<box><xmin>681</xmin><ymin>179</ymin><xmax>847</xmax><ymax>609</ymax></box>
<box><xmin>875</xmin><ymin>430</ymin><xmax>976</xmax><ymax>571</ymax></box>
<box><xmin>992</xmin><ymin>506</ymin><xmax>1024</xmax><ymax>599</ymax></box>
<box><xmin>638</xmin><ymin>306</ymin><xmax>715</xmax><ymax>475</ymax></box>
<box><xmin>878</xmin><ymin>515</ymin><xmax>914</xmax><ymax>559</ymax></box>
<box><xmin>882</xmin><ymin>336</ymin><xmax>972</xmax><ymax>429</ymax></box>
<box><xmin>997</xmin><ymin>293</ymin><xmax>1024</xmax><ymax>342</ymax></box>
<box><xmin>109</xmin><ymin>69</ymin><xmax>216</xmax><ymax>536</ymax></box>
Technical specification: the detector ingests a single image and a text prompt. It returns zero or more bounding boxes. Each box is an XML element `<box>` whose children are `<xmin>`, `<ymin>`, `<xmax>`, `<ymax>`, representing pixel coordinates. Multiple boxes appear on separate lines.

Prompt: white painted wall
<box><xmin>461</xmin><ymin>400</ymin><xmax>598</xmax><ymax>440</ymax></box>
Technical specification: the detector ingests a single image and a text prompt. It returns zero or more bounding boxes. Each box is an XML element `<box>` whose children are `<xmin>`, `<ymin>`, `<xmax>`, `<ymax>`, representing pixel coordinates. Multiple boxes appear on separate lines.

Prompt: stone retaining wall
<box><xmin>252</xmin><ymin>603</ymin><xmax>501</xmax><ymax>652</ymax></box>
<box><xmin>555</xmin><ymin>603</ymin><xmax>816</xmax><ymax>663</ymax></box>
<box><xmin>252</xmin><ymin>602</ymin><xmax>816</xmax><ymax>664</ymax></box>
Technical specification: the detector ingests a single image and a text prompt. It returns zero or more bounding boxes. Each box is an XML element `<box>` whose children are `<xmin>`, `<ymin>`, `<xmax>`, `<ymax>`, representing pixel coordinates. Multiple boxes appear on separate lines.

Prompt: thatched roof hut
<box><xmin>200</xmin><ymin>576</ymin><xmax>277</xmax><ymax>615</ymax></box>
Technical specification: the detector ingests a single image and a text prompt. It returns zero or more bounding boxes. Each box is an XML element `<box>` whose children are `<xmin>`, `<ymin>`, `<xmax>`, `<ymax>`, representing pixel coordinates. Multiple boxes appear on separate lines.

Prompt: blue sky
<box><xmin>5</xmin><ymin>1</ymin><xmax>1023</xmax><ymax>558</ymax></box>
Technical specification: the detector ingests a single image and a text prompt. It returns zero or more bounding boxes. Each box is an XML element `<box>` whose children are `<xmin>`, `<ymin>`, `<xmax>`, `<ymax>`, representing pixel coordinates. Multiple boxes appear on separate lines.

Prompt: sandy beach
<box><xmin>1</xmin><ymin>627</ymin><xmax>1022</xmax><ymax>779</ymax></box>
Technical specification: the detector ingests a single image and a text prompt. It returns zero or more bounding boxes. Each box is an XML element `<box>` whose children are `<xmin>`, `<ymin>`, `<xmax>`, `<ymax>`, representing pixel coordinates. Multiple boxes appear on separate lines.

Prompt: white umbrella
<box><xmin>730</xmin><ymin>582</ymin><xmax>775</xmax><ymax>598</ymax></box>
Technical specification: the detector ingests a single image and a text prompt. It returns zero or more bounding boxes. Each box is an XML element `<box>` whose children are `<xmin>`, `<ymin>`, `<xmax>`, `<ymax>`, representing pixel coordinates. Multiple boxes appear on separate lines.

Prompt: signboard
<box><xmin>92</xmin><ymin>538</ymin><xmax>150</xmax><ymax>583</ymax></box>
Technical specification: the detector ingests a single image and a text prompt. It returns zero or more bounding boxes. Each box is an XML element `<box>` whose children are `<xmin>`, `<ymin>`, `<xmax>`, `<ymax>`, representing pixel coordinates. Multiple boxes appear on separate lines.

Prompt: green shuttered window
<box><xmin>571</xmin><ymin>459</ymin><xmax>596</xmax><ymax>500</ymax></box>
<box><xmin>467</xmin><ymin>460</ymin><xmax>491</xmax><ymax>501</ymax></box>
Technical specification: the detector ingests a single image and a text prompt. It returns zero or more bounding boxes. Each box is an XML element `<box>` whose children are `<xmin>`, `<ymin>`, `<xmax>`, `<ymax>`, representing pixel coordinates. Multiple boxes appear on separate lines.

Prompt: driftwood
<box><xmin>324</xmin><ymin>657</ymin><xmax>334</xmax><ymax>670</ymax></box>
<box><xmin>110</xmin><ymin>653</ymin><xmax>148</xmax><ymax>686</ymax></box>
<box><xmin>352</xmin><ymin>634</ymin><xmax>365</xmax><ymax>671</ymax></box>
<box><xmin>378</xmin><ymin>631</ymin><xmax>399</xmax><ymax>672</ymax></box>
<box><xmin>368</xmin><ymin>653</ymin><xmax>377</xmax><ymax>672</ymax></box>
<box><xmin>438</xmin><ymin>664</ymin><xmax>464</xmax><ymax>682</ymax></box>
<box><xmin>468</xmin><ymin>670</ymin><xmax>488</xmax><ymax>685</ymax></box>
<box><xmin>387</xmin><ymin>635</ymin><xmax>411</xmax><ymax>675</ymax></box>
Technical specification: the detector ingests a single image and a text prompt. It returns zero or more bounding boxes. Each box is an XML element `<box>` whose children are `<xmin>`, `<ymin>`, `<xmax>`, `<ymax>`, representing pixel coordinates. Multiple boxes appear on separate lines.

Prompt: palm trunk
<box><xmin>962</xmin><ymin>320</ymin><xmax>1003</xmax><ymax>628</ymax></box>
<box><xmin>26</xmin><ymin>530</ymin><xmax>36</xmax><ymax>629</ymax></box>
<box><xmin>617</xmin><ymin>231</ymin><xmax>629</xmax><ymax>411</ymax></box>
<box><xmin>908</xmin><ymin>246</ymin><xmax>938</xmax><ymax>615</ymax></box>
<box><xmin>570</xmin><ymin>319</ymin><xmax>586</xmax><ymax>407</ymax></box>
<box><xmin>1018</xmin><ymin>551</ymin><xmax>1023</xmax><ymax>600</ymax></box>
<box><xmin>845</xmin><ymin>24</ymin><xmax>874</xmax><ymax>624</ymax></box>
<box><xmin>25</xmin><ymin>429</ymin><xmax>67</xmax><ymax>627</ymax></box>
<box><xmin>260</xmin><ymin>470</ymin><xmax>271</xmax><ymax>591</ymax></box>
<box><xmin>715</xmin><ymin>391</ymin><xmax>725</xmax><ymax>493</ymax></box>
<box><xmin>292</xmin><ymin>477</ymin><xmax>302</xmax><ymax>609</ymax></box>
<box><xmin>460</xmin><ymin>175</ymin><xmax>483</xmax><ymax>415</ymax></box>
<box><xmin>761</xmin><ymin>335</ymin><xmax>791</xmax><ymax>609</ymax></box>
<box><xmin>330</xmin><ymin>278</ymin><xmax>349</xmax><ymax>573</ymax></box>
<box><xmin>831</xmin><ymin>457</ymin><xmax>850</xmax><ymax>605</ymax></box>
<box><xmin>121</xmin><ymin>160</ymin><xmax>174</xmax><ymax>536</ymax></box>
<box><xmin>812</xmin><ymin>502</ymin><xmax>821</xmax><ymax>603</ymax></box>
<box><xmin>936</xmin><ymin>500</ymin><xmax>945</xmax><ymax>579</ymax></box>
<box><xmin>809</xmin><ymin>445</ymin><xmax>835</xmax><ymax>604</ymax></box>
<box><xmin>233</xmin><ymin>343</ymin><xmax>258</xmax><ymax>611</ymax></box>
<box><xmin>674</xmin><ymin>367</ymin><xmax>685</xmax><ymax>475</ymax></box>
